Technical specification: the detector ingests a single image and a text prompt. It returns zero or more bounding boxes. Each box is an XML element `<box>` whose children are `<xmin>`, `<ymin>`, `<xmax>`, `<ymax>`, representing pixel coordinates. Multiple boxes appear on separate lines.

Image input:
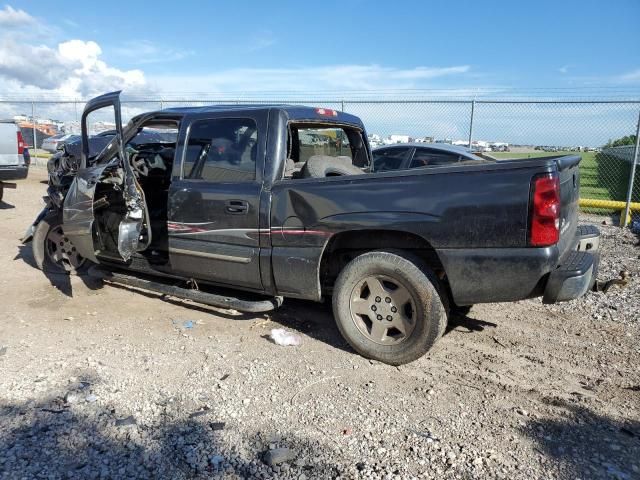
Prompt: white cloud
<box><xmin>0</xmin><ymin>8</ymin><xmax>150</xmax><ymax>99</ymax></box>
<box><xmin>246</xmin><ymin>30</ymin><xmax>276</xmax><ymax>52</ymax></box>
<box><xmin>152</xmin><ymin>64</ymin><xmax>472</xmax><ymax>93</ymax></box>
<box><xmin>0</xmin><ymin>5</ymin><xmax>35</xmax><ymax>27</ymax></box>
<box><xmin>112</xmin><ymin>39</ymin><xmax>194</xmax><ymax>64</ymax></box>
<box><xmin>558</xmin><ymin>65</ymin><xmax>571</xmax><ymax>74</ymax></box>
<box><xmin>616</xmin><ymin>68</ymin><xmax>640</xmax><ymax>84</ymax></box>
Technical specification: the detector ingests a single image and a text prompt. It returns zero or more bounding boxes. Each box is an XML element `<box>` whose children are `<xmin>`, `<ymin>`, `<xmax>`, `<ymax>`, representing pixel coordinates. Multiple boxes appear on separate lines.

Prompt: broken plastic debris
<box><xmin>172</xmin><ymin>319</ymin><xmax>195</xmax><ymax>330</ymax></box>
<box><xmin>269</xmin><ymin>328</ymin><xmax>302</xmax><ymax>346</ymax></box>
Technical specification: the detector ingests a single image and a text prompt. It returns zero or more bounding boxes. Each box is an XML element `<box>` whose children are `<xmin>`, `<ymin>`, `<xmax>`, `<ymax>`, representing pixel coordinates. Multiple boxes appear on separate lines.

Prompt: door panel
<box><xmin>167</xmin><ymin>114</ymin><xmax>267</xmax><ymax>291</ymax></box>
<box><xmin>168</xmin><ymin>181</ymin><xmax>263</xmax><ymax>289</ymax></box>
<box><xmin>64</xmin><ymin>91</ymin><xmax>126</xmax><ymax>263</ymax></box>
<box><xmin>62</xmin><ymin>163</ymin><xmax>109</xmax><ymax>264</ymax></box>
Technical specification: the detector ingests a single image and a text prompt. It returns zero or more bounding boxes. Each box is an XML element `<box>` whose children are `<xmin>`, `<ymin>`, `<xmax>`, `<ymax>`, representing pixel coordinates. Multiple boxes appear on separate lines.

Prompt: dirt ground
<box><xmin>1</xmin><ymin>168</ymin><xmax>639</xmax><ymax>480</ymax></box>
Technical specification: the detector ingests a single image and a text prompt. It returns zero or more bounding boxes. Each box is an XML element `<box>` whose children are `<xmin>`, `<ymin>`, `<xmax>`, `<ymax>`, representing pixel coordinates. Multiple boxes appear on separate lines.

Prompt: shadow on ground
<box><xmin>0</xmin><ymin>379</ymin><xmax>343</xmax><ymax>479</ymax></box>
<box><xmin>14</xmin><ymin>243</ymin><xmax>101</xmax><ymax>297</ymax></box>
<box><xmin>0</xmin><ymin>200</ymin><xmax>15</xmax><ymax>210</ymax></box>
<box><xmin>446</xmin><ymin>309</ymin><xmax>498</xmax><ymax>334</ymax></box>
<box><xmin>520</xmin><ymin>399</ymin><xmax>640</xmax><ymax>479</ymax></box>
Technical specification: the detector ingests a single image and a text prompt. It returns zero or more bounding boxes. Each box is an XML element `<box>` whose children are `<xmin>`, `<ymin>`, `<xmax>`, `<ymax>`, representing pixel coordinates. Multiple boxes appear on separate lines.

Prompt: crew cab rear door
<box><xmin>63</xmin><ymin>91</ymin><xmax>148</xmax><ymax>264</ymax></box>
<box><xmin>167</xmin><ymin>111</ymin><xmax>267</xmax><ymax>290</ymax></box>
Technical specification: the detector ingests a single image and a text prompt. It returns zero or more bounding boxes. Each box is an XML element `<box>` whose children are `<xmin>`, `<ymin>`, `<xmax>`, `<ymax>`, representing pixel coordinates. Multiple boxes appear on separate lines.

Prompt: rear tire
<box><xmin>33</xmin><ymin>211</ymin><xmax>89</xmax><ymax>275</ymax></box>
<box><xmin>332</xmin><ymin>250</ymin><xmax>448</xmax><ymax>365</ymax></box>
<box><xmin>301</xmin><ymin>156</ymin><xmax>363</xmax><ymax>178</ymax></box>
<box><xmin>0</xmin><ymin>183</ymin><xmax>4</xmax><ymax>203</ymax></box>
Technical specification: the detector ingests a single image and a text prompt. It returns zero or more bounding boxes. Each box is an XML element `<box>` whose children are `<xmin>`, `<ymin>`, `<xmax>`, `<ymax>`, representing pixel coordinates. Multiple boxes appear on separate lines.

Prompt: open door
<box><xmin>62</xmin><ymin>91</ymin><xmax>151</xmax><ymax>264</ymax></box>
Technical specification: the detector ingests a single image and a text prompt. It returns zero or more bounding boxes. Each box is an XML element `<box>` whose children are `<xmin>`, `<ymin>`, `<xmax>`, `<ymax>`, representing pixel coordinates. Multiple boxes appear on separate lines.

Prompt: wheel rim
<box><xmin>45</xmin><ymin>225</ymin><xmax>85</xmax><ymax>271</ymax></box>
<box><xmin>349</xmin><ymin>274</ymin><xmax>417</xmax><ymax>345</ymax></box>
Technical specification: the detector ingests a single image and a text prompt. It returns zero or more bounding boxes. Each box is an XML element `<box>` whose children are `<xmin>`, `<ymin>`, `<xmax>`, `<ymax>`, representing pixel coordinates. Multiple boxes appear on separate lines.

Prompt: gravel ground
<box><xmin>1</xmin><ymin>169</ymin><xmax>639</xmax><ymax>480</ymax></box>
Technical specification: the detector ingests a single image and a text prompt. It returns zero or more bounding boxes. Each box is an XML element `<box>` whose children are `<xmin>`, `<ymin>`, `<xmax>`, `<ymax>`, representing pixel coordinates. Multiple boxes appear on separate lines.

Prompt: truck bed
<box><xmin>270</xmin><ymin>155</ymin><xmax>582</xmax><ymax>304</ymax></box>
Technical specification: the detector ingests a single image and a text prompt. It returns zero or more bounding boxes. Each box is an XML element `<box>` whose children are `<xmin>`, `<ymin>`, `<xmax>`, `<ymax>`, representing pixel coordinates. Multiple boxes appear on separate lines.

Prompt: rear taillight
<box><xmin>17</xmin><ymin>131</ymin><xmax>25</xmax><ymax>154</ymax></box>
<box><xmin>529</xmin><ymin>173</ymin><xmax>560</xmax><ymax>246</ymax></box>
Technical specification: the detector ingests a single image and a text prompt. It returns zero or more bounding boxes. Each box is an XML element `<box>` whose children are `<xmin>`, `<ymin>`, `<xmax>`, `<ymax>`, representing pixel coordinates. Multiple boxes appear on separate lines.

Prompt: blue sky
<box><xmin>1</xmin><ymin>0</ymin><xmax>639</xmax><ymax>98</ymax></box>
<box><xmin>1</xmin><ymin>1</ymin><xmax>639</xmax><ymax>144</ymax></box>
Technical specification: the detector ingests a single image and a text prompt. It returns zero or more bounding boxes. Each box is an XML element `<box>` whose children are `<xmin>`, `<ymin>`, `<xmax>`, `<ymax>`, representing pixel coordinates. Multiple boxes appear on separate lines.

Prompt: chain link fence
<box><xmin>1</xmin><ymin>97</ymin><xmax>639</xmax><ymax>224</ymax></box>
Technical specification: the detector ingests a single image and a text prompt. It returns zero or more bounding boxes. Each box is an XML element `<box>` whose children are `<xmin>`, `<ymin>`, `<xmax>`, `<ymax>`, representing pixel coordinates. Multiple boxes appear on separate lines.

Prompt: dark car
<box><xmin>372</xmin><ymin>143</ymin><xmax>487</xmax><ymax>172</ymax></box>
<box><xmin>24</xmin><ymin>92</ymin><xmax>601</xmax><ymax>365</ymax></box>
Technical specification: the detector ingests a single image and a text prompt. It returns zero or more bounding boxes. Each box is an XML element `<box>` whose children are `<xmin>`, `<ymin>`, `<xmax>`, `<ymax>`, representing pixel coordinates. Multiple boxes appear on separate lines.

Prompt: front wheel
<box><xmin>33</xmin><ymin>211</ymin><xmax>89</xmax><ymax>274</ymax></box>
<box><xmin>332</xmin><ymin>250</ymin><xmax>448</xmax><ymax>365</ymax></box>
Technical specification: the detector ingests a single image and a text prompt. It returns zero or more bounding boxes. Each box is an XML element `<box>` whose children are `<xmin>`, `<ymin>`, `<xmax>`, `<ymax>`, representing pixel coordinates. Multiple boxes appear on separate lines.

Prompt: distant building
<box><xmin>387</xmin><ymin>134</ymin><xmax>413</xmax><ymax>144</ymax></box>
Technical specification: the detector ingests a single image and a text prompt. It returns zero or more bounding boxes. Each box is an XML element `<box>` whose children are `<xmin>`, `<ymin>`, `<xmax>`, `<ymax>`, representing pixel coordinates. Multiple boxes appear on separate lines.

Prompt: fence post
<box><xmin>160</xmin><ymin>99</ymin><xmax>164</xmax><ymax>111</ymax></box>
<box><xmin>31</xmin><ymin>102</ymin><xmax>37</xmax><ymax>152</ymax></box>
<box><xmin>621</xmin><ymin>107</ymin><xmax>640</xmax><ymax>226</ymax></box>
<box><xmin>341</xmin><ymin>99</ymin><xmax>345</xmax><ymax>112</ymax></box>
<box><xmin>468</xmin><ymin>100</ymin><xmax>475</xmax><ymax>147</ymax></box>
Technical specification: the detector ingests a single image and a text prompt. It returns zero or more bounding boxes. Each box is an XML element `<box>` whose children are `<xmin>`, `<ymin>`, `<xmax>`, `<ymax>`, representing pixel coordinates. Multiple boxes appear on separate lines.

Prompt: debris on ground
<box><xmin>115</xmin><ymin>416</ymin><xmax>136</xmax><ymax>427</ymax></box>
<box><xmin>269</xmin><ymin>328</ymin><xmax>302</xmax><ymax>346</ymax></box>
<box><xmin>263</xmin><ymin>447</ymin><xmax>296</xmax><ymax>466</ymax></box>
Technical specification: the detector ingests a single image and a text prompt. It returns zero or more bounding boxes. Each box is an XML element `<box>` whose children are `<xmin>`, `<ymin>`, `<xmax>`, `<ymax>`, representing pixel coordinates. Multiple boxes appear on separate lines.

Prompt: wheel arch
<box><xmin>318</xmin><ymin>229</ymin><xmax>447</xmax><ymax>296</ymax></box>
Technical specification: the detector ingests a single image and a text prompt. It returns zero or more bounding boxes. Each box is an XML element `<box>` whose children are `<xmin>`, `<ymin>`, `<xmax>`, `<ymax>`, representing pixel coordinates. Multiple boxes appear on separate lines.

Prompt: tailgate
<box><xmin>555</xmin><ymin>155</ymin><xmax>581</xmax><ymax>258</ymax></box>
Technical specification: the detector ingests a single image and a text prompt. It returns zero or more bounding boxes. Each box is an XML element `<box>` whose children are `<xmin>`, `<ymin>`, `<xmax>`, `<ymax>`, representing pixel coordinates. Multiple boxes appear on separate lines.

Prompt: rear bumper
<box><xmin>438</xmin><ymin>225</ymin><xmax>601</xmax><ymax>306</ymax></box>
<box><xmin>542</xmin><ymin>225</ymin><xmax>600</xmax><ymax>303</ymax></box>
<box><xmin>0</xmin><ymin>165</ymin><xmax>29</xmax><ymax>181</ymax></box>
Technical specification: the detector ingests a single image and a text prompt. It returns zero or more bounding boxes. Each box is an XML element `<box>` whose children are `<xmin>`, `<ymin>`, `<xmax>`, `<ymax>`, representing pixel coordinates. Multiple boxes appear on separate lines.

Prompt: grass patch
<box><xmin>491</xmin><ymin>151</ymin><xmax>637</xmax><ymax>203</ymax></box>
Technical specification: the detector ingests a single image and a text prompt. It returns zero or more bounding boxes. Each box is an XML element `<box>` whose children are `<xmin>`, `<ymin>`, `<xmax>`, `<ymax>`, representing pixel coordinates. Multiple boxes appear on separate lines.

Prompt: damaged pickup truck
<box><xmin>24</xmin><ymin>91</ymin><xmax>601</xmax><ymax>365</ymax></box>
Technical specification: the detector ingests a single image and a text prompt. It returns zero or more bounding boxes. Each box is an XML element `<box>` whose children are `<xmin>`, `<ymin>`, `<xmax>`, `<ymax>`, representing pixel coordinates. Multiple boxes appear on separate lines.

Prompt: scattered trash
<box><xmin>263</xmin><ymin>447</ymin><xmax>295</xmax><ymax>466</ymax></box>
<box><xmin>172</xmin><ymin>319</ymin><xmax>196</xmax><ymax>330</ymax></box>
<box><xmin>220</xmin><ymin>374</ymin><xmax>230</xmax><ymax>381</ymax></box>
<box><xmin>115</xmin><ymin>415</ymin><xmax>136</xmax><ymax>427</ymax></box>
<box><xmin>409</xmin><ymin>429</ymin><xmax>440</xmax><ymax>442</ymax></box>
<box><xmin>189</xmin><ymin>406</ymin><xmax>210</xmax><ymax>418</ymax></box>
<box><xmin>209</xmin><ymin>421</ymin><xmax>225</xmax><ymax>431</ymax></box>
<box><xmin>0</xmin><ymin>346</ymin><xmax>7</xmax><ymax>356</ymax></box>
<box><xmin>594</xmin><ymin>270</ymin><xmax>631</xmax><ymax>293</ymax></box>
<box><xmin>64</xmin><ymin>392</ymin><xmax>80</xmax><ymax>404</ymax></box>
<box><xmin>491</xmin><ymin>336</ymin><xmax>507</xmax><ymax>348</ymax></box>
<box><xmin>41</xmin><ymin>408</ymin><xmax>65</xmax><ymax>414</ymax></box>
<box><xmin>269</xmin><ymin>328</ymin><xmax>302</xmax><ymax>346</ymax></box>
<box><xmin>64</xmin><ymin>316</ymin><xmax>74</xmax><ymax>321</ymax></box>
<box><xmin>85</xmin><ymin>394</ymin><xmax>98</xmax><ymax>403</ymax></box>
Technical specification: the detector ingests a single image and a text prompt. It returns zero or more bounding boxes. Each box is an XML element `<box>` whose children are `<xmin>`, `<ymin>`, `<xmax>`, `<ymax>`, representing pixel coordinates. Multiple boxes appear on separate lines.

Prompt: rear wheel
<box><xmin>332</xmin><ymin>250</ymin><xmax>448</xmax><ymax>365</ymax></box>
<box><xmin>0</xmin><ymin>183</ymin><xmax>4</xmax><ymax>203</ymax></box>
<box><xmin>33</xmin><ymin>211</ymin><xmax>88</xmax><ymax>274</ymax></box>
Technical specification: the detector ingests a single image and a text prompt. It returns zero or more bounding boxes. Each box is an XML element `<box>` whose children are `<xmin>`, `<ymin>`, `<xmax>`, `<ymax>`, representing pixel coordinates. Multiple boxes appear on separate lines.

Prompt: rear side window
<box><xmin>296</xmin><ymin>127</ymin><xmax>352</xmax><ymax>163</ymax></box>
<box><xmin>183</xmin><ymin>118</ymin><xmax>257</xmax><ymax>182</ymax></box>
<box><xmin>372</xmin><ymin>147</ymin><xmax>412</xmax><ymax>172</ymax></box>
<box><xmin>409</xmin><ymin>149</ymin><xmax>462</xmax><ymax>168</ymax></box>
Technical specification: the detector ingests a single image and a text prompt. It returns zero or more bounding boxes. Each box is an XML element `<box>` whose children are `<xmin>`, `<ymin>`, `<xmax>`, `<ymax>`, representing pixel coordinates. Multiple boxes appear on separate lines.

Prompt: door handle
<box><xmin>225</xmin><ymin>200</ymin><xmax>249</xmax><ymax>214</ymax></box>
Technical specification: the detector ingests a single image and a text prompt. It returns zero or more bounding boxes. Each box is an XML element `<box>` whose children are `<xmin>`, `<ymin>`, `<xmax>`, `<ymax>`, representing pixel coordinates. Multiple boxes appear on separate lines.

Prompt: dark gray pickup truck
<box><xmin>25</xmin><ymin>91</ymin><xmax>600</xmax><ymax>365</ymax></box>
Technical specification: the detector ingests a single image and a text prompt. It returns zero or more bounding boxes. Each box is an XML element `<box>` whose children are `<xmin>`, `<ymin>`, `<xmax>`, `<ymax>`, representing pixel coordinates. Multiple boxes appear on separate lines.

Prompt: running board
<box><xmin>89</xmin><ymin>267</ymin><xmax>283</xmax><ymax>313</ymax></box>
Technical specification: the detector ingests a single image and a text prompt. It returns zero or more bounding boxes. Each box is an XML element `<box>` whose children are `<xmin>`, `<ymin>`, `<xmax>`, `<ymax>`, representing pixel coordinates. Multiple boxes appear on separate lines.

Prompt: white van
<box><xmin>0</xmin><ymin>120</ymin><xmax>30</xmax><ymax>202</ymax></box>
